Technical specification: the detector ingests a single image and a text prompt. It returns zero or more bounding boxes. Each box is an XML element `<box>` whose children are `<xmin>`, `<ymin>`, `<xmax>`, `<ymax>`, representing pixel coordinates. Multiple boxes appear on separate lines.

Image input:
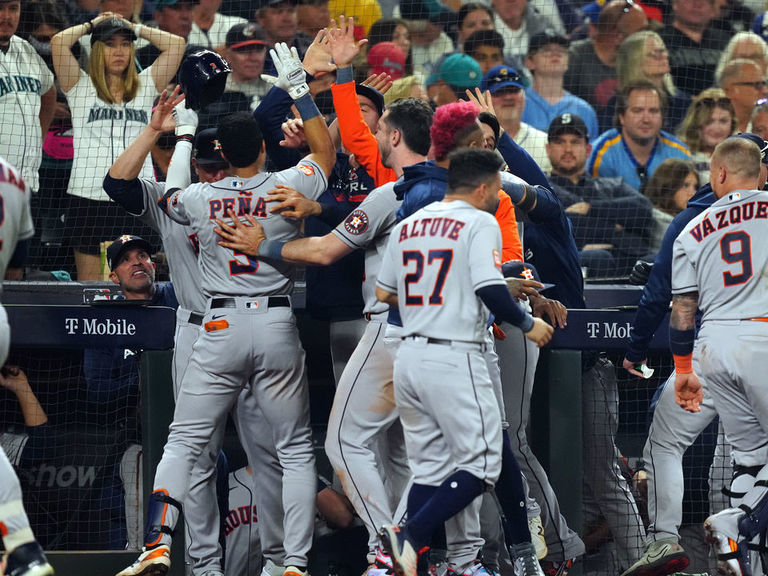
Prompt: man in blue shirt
<box><xmin>588</xmin><ymin>80</ymin><xmax>690</xmax><ymax>192</ymax></box>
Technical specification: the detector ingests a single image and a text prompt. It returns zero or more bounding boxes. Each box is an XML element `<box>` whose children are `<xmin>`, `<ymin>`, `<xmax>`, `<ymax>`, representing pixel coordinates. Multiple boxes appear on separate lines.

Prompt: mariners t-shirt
<box><xmin>65</xmin><ymin>67</ymin><xmax>158</xmax><ymax>201</ymax></box>
<box><xmin>0</xmin><ymin>36</ymin><xmax>54</xmax><ymax>192</ymax></box>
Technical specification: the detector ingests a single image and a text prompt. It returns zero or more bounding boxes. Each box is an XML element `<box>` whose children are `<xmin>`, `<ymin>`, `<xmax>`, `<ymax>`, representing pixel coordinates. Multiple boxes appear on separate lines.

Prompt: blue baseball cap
<box><xmin>732</xmin><ymin>132</ymin><xmax>768</xmax><ymax>164</ymax></box>
<box><xmin>438</xmin><ymin>53</ymin><xmax>482</xmax><ymax>89</ymax></box>
<box><xmin>481</xmin><ymin>65</ymin><xmax>525</xmax><ymax>95</ymax></box>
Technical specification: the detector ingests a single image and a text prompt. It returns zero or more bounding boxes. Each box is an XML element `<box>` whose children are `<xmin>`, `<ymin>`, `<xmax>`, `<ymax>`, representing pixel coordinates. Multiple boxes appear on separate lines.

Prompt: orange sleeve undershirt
<box><xmin>494</xmin><ymin>190</ymin><xmax>523</xmax><ymax>263</ymax></box>
<box><xmin>331</xmin><ymin>81</ymin><xmax>397</xmax><ymax>187</ymax></box>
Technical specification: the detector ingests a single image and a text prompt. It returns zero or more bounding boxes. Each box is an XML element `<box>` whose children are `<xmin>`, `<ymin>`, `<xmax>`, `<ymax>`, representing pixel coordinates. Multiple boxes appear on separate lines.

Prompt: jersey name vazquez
<box><xmin>688</xmin><ymin>199</ymin><xmax>768</xmax><ymax>242</ymax></box>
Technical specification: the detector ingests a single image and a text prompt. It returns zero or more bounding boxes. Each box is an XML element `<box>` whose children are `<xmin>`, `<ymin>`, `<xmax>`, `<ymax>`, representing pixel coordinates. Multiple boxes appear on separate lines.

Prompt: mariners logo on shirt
<box><xmin>344</xmin><ymin>210</ymin><xmax>369</xmax><ymax>235</ymax></box>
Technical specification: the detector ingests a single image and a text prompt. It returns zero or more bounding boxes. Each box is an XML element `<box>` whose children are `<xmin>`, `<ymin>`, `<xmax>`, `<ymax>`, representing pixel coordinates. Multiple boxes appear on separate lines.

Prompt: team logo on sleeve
<box><xmin>493</xmin><ymin>249</ymin><xmax>501</xmax><ymax>268</ymax></box>
<box><xmin>297</xmin><ymin>164</ymin><xmax>315</xmax><ymax>176</ymax></box>
<box><xmin>344</xmin><ymin>210</ymin><xmax>369</xmax><ymax>235</ymax></box>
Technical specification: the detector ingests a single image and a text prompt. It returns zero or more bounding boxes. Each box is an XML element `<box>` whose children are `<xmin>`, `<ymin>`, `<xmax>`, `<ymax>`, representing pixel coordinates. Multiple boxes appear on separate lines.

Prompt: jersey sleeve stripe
<box><xmin>473</xmin><ymin>278</ymin><xmax>507</xmax><ymax>291</ymax></box>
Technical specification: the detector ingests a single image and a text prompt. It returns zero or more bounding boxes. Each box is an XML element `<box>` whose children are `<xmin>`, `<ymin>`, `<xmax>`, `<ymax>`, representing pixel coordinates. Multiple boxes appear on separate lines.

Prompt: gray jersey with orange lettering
<box><xmin>0</xmin><ymin>156</ymin><xmax>34</xmax><ymax>283</ymax></box>
<box><xmin>672</xmin><ymin>189</ymin><xmax>768</xmax><ymax>320</ymax></box>
<box><xmin>163</xmin><ymin>159</ymin><xmax>327</xmax><ymax>298</ymax></box>
<box><xmin>331</xmin><ymin>182</ymin><xmax>399</xmax><ymax>315</ymax></box>
<box><xmin>377</xmin><ymin>200</ymin><xmax>506</xmax><ymax>342</ymax></box>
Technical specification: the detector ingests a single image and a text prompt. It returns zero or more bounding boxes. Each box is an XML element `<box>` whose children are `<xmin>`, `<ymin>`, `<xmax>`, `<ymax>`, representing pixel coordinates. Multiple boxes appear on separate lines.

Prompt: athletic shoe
<box><xmin>446</xmin><ymin>559</ymin><xmax>493</xmax><ymax>576</ymax></box>
<box><xmin>115</xmin><ymin>544</ymin><xmax>171</xmax><ymax>576</ymax></box>
<box><xmin>284</xmin><ymin>566</ymin><xmax>309</xmax><ymax>576</ymax></box>
<box><xmin>364</xmin><ymin>548</ymin><xmax>396</xmax><ymax>576</ymax></box>
<box><xmin>3</xmin><ymin>542</ymin><xmax>54</xmax><ymax>576</ymax></box>
<box><xmin>539</xmin><ymin>557</ymin><xmax>574</xmax><ymax>576</ymax></box>
<box><xmin>620</xmin><ymin>538</ymin><xmax>690</xmax><ymax>576</ymax></box>
<box><xmin>263</xmin><ymin>559</ymin><xmax>286</xmax><ymax>576</ymax></box>
<box><xmin>510</xmin><ymin>542</ymin><xmax>546</xmax><ymax>576</ymax></box>
<box><xmin>379</xmin><ymin>525</ymin><xmax>418</xmax><ymax>576</ymax></box>
<box><xmin>705</xmin><ymin>510</ymin><xmax>751</xmax><ymax>576</ymax></box>
<box><xmin>528</xmin><ymin>516</ymin><xmax>548</xmax><ymax>561</ymax></box>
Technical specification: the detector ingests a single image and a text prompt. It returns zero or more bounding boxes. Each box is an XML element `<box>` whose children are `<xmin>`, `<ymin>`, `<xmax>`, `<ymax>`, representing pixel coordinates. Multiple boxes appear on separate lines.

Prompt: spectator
<box><xmin>588</xmin><ymin>81</ymin><xmax>690</xmax><ymax>192</ymax></box>
<box><xmin>491</xmin><ymin>0</ymin><xmax>562</xmax><ymax>71</ymax></box>
<box><xmin>463</xmin><ymin>29</ymin><xmax>505</xmax><ymax>75</ymax></box>
<box><xmin>750</xmin><ymin>98</ymin><xmax>768</xmax><ymax>140</ymax></box>
<box><xmin>430</xmin><ymin>53</ymin><xmax>482</xmax><ymax>106</ymax></box>
<box><xmin>658</xmin><ymin>0</ymin><xmax>731</xmax><ymax>96</ymax></box>
<box><xmin>383</xmin><ymin>73</ymin><xmax>429</xmax><ymax>105</ymax></box>
<box><xmin>714</xmin><ymin>31</ymin><xmax>768</xmax><ymax>84</ymax></box>
<box><xmin>367</xmin><ymin>41</ymin><xmax>406</xmax><ymax>80</ymax></box>
<box><xmin>51</xmin><ymin>14</ymin><xmax>184</xmax><ymax>280</ymax></box>
<box><xmin>256</xmin><ymin>0</ymin><xmax>313</xmax><ymax>75</ymax></box>
<box><xmin>0</xmin><ymin>0</ymin><xmax>57</xmax><ymax>193</ymax></box>
<box><xmin>720</xmin><ymin>59</ymin><xmax>768</xmax><ymax>132</ymax></box>
<box><xmin>64</xmin><ymin>0</ymin><xmax>100</xmax><ymax>25</ymax></box>
<box><xmin>522</xmin><ymin>30</ymin><xmax>599</xmax><ymax>140</ymax></box>
<box><xmin>481</xmin><ymin>65</ymin><xmax>551</xmax><ymax>172</ymax></box>
<box><xmin>643</xmin><ymin>158</ymin><xmax>698</xmax><ymax>252</ymax></box>
<box><xmin>137</xmin><ymin>0</ymin><xmax>198</xmax><ymax>70</ymax></box>
<box><xmin>188</xmin><ymin>0</ymin><xmax>247</xmax><ymax>50</ymax></box>
<box><xmin>546</xmin><ymin>112</ymin><xmax>654</xmax><ymax>278</ymax></box>
<box><xmin>677</xmin><ymin>88</ymin><xmax>736</xmax><ymax>183</ymax></box>
<box><xmin>296</xmin><ymin>0</ymin><xmax>330</xmax><ymax>37</ymax></box>
<box><xmin>399</xmin><ymin>5</ymin><xmax>456</xmax><ymax>76</ymax></box>
<box><xmin>101</xmin><ymin>0</ymin><xmax>139</xmax><ymax>20</ymax></box>
<box><xmin>455</xmin><ymin>2</ymin><xmax>494</xmax><ymax>51</ymax></box>
<box><xmin>222</xmin><ymin>22</ymin><xmax>271</xmax><ymax>110</ymax></box>
<box><xmin>564</xmin><ymin>0</ymin><xmax>647</xmax><ymax>115</ymax></box>
<box><xmin>605</xmin><ymin>30</ymin><xmax>690</xmax><ymax>134</ymax></box>
<box><xmin>367</xmin><ymin>17</ymin><xmax>413</xmax><ymax>77</ymax></box>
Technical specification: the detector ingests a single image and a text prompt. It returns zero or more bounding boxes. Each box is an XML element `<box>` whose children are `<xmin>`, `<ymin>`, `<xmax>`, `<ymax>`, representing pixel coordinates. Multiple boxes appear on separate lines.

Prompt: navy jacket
<box><xmin>624</xmin><ymin>185</ymin><xmax>714</xmax><ymax>363</ymax></box>
<box><xmin>394</xmin><ymin>160</ymin><xmax>449</xmax><ymax>221</ymax></box>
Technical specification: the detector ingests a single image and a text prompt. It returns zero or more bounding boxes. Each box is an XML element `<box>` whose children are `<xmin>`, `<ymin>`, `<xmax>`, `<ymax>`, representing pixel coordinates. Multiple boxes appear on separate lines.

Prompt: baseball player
<box><xmin>670</xmin><ymin>136</ymin><xmax>768</xmax><ymax>576</ymax></box>
<box><xmin>0</xmin><ymin>155</ymin><xmax>53</xmax><ymax>576</ymax></box>
<box><xmin>375</xmin><ymin>148</ymin><xmax>553</xmax><ymax>576</ymax></box>
<box><xmin>621</xmin><ymin>132</ymin><xmax>768</xmax><ymax>576</ymax></box>
<box><xmin>114</xmin><ymin>42</ymin><xmax>335</xmax><ymax>576</ymax></box>
<box><xmin>214</xmin><ymin>97</ymin><xmax>435</xmax><ymax>574</ymax></box>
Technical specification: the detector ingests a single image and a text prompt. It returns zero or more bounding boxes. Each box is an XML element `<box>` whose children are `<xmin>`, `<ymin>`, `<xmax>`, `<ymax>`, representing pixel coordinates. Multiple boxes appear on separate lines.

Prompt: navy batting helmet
<box><xmin>179</xmin><ymin>50</ymin><xmax>232</xmax><ymax>112</ymax></box>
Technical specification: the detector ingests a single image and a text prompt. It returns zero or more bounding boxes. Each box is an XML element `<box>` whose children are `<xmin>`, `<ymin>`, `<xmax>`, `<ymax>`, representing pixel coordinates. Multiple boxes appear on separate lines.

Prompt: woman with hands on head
<box><xmin>51</xmin><ymin>11</ymin><xmax>185</xmax><ymax>280</ymax></box>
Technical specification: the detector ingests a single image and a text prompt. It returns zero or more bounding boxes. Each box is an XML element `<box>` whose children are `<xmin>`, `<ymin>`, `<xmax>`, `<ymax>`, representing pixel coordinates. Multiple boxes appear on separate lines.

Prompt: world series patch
<box><xmin>344</xmin><ymin>210</ymin><xmax>369</xmax><ymax>235</ymax></box>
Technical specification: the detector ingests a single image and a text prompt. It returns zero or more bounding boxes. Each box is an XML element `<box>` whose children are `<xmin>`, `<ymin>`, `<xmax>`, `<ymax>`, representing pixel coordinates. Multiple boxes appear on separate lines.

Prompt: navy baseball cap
<box><xmin>481</xmin><ymin>66</ymin><xmax>524</xmax><ymax>95</ymax></box>
<box><xmin>107</xmin><ymin>235</ymin><xmax>153</xmax><ymax>270</ymax></box>
<box><xmin>528</xmin><ymin>29</ymin><xmax>569</xmax><ymax>56</ymax></box>
<box><xmin>502</xmin><ymin>261</ymin><xmax>542</xmax><ymax>282</ymax></box>
<box><xmin>226</xmin><ymin>22</ymin><xmax>267</xmax><ymax>50</ymax></box>
<box><xmin>154</xmin><ymin>0</ymin><xmax>198</xmax><ymax>8</ymax></box>
<box><xmin>732</xmin><ymin>132</ymin><xmax>768</xmax><ymax>164</ymax></box>
<box><xmin>356</xmin><ymin>84</ymin><xmax>385</xmax><ymax>117</ymax></box>
<box><xmin>91</xmin><ymin>17</ymin><xmax>137</xmax><ymax>46</ymax></box>
<box><xmin>548</xmin><ymin>113</ymin><xmax>588</xmax><ymax>141</ymax></box>
<box><xmin>194</xmin><ymin>128</ymin><xmax>228</xmax><ymax>166</ymax></box>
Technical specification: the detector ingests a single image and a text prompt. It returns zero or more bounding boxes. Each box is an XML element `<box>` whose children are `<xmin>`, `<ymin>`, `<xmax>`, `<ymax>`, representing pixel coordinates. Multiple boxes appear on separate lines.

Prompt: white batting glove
<box><xmin>261</xmin><ymin>42</ymin><xmax>309</xmax><ymax>100</ymax></box>
<box><xmin>173</xmin><ymin>102</ymin><xmax>198</xmax><ymax>138</ymax></box>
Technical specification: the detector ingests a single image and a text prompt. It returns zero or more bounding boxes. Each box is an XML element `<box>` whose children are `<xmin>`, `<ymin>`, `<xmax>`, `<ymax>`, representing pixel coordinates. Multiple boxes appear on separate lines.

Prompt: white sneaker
<box><xmin>705</xmin><ymin>509</ymin><xmax>751</xmax><ymax>576</ymax></box>
<box><xmin>262</xmin><ymin>559</ymin><xmax>286</xmax><ymax>576</ymax></box>
<box><xmin>115</xmin><ymin>545</ymin><xmax>171</xmax><ymax>576</ymax></box>
<box><xmin>284</xmin><ymin>566</ymin><xmax>309</xmax><ymax>576</ymax></box>
<box><xmin>619</xmin><ymin>538</ymin><xmax>689</xmax><ymax>576</ymax></box>
<box><xmin>528</xmin><ymin>516</ymin><xmax>548</xmax><ymax>561</ymax></box>
<box><xmin>510</xmin><ymin>541</ymin><xmax>546</xmax><ymax>576</ymax></box>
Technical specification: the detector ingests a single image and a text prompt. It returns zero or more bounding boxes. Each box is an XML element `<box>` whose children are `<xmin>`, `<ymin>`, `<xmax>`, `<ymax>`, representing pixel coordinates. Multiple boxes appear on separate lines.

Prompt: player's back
<box><xmin>673</xmin><ymin>189</ymin><xmax>768</xmax><ymax>321</ymax></box>
<box><xmin>387</xmin><ymin>200</ymin><xmax>503</xmax><ymax>343</ymax></box>
<box><xmin>0</xmin><ymin>157</ymin><xmax>35</xmax><ymax>285</ymax></box>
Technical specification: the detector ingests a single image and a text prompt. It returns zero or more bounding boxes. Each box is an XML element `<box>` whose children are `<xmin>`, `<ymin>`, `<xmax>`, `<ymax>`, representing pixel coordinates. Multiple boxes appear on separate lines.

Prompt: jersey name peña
<box><xmin>208</xmin><ymin>191</ymin><xmax>268</xmax><ymax>220</ymax></box>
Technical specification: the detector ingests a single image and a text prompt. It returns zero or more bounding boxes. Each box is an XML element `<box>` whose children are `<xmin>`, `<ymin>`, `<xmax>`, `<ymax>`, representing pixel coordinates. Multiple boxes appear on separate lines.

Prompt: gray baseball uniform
<box><xmin>0</xmin><ymin>156</ymin><xmax>37</xmax><ymax>553</ymax></box>
<box><xmin>148</xmin><ymin>158</ymin><xmax>327</xmax><ymax>567</ymax></box>
<box><xmin>376</xmin><ymin>199</ymin><xmax>503</xmax><ymax>487</ymax></box>
<box><xmin>324</xmin><ymin>182</ymin><xmax>411</xmax><ymax>562</ymax></box>
<box><xmin>672</xmin><ymin>189</ymin><xmax>768</xmax><ymax>560</ymax></box>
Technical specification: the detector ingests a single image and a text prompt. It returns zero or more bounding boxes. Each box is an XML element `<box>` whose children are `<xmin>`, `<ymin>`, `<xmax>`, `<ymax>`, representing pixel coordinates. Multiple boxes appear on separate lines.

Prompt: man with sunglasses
<box><xmin>481</xmin><ymin>65</ymin><xmax>551</xmax><ymax>173</ymax></box>
<box><xmin>721</xmin><ymin>59</ymin><xmax>768</xmax><ymax>133</ymax></box>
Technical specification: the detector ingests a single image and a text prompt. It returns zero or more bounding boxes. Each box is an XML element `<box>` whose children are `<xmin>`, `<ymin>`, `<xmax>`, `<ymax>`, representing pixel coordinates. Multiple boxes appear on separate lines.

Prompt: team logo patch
<box><xmin>493</xmin><ymin>249</ymin><xmax>501</xmax><ymax>268</ymax></box>
<box><xmin>297</xmin><ymin>164</ymin><xmax>315</xmax><ymax>176</ymax></box>
<box><xmin>521</xmin><ymin>267</ymin><xmax>534</xmax><ymax>280</ymax></box>
<box><xmin>344</xmin><ymin>210</ymin><xmax>369</xmax><ymax>235</ymax></box>
<box><xmin>231</xmin><ymin>179</ymin><xmax>244</xmax><ymax>189</ymax></box>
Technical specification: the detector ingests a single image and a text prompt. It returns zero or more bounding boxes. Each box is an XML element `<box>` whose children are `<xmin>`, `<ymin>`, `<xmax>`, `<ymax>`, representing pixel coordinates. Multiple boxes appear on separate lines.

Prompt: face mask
<box><xmin>29</xmin><ymin>35</ymin><xmax>52</xmax><ymax>57</ymax></box>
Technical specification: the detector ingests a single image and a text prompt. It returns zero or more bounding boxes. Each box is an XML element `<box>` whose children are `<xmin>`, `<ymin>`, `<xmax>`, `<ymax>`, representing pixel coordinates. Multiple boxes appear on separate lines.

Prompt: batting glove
<box><xmin>173</xmin><ymin>102</ymin><xmax>199</xmax><ymax>138</ymax></box>
<box><xmin>629</xmin><ymin>260</ymin><xmax>653</xmax><ymax>285</ymax></box>
<box><xmin>261</xmin><ymin>42</ymin><xmax>309</xmax><ymax>100</ymax></box>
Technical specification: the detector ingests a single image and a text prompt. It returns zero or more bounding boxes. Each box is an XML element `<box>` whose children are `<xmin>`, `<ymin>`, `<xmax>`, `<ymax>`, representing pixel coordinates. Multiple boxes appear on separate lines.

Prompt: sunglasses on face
<box><xmin>696</xmin><ymin>97</ymin><xmax>731</xmax><ymax>107</ymax></box>
<box><xmin>735</xmin><ymin>80</ymin><xmax>768</xmax><ymax>89</ymax></box>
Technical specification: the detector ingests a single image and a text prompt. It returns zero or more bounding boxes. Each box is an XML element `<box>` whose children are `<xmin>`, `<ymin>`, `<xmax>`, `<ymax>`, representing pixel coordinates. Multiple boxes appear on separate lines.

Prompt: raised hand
<box><xmin>280</xmin><ymin>118</ymin><xmax>308</xmax><ymax>149</ymax></box>
<box><xmin>267</xmin><ymin>185</ymin><xmax>321</xmax><ymax>219</ymax></box>
<box><xmin>327</xmin><ymin>15</ymin><xmax>368</xmax><ymax>68</ymax></box>
<box><xmin>262</xmin><ymin>42</ymin><xmax>309</xmax><ymax>100</ymax></box>
<box><xmin>173</xmin><ymin>98</ymin><xmax>199</xmax><ymax>137</ymax></box>
<box><xmin>215</xmin><ymin>214</ymin><xmax>266</xmax><ymax>257</ymax></box>
<box><xmin>361</xmin><ymin>72</ymin><xmax>393</xmax><ymax>94</ymax></box>
<box><xmin>150</xmin><ymin>86</ymin><xmax>185</xmax><ymax>133</ymax></box>
<box><xmin>302</xmin><ymin>28</ymin><xmax>335</xmax><ymax>76</ymax></box>
<box><xmin>465</xmin><ymin>87</ymin><xmax>498</xmax><ymax>118</ymax></box>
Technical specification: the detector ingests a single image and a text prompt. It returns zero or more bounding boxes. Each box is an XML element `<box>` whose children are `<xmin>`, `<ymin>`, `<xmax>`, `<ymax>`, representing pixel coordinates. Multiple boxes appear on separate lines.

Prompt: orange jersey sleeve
<box><xmin>495</xmin><ymin>190</ymin><xmax>523</xmax><ymax>262</ymax></box>
<box><xmin>331</xmin><ymin>81</ymin><xmax>397</xmax><ymax>187</ymax></box>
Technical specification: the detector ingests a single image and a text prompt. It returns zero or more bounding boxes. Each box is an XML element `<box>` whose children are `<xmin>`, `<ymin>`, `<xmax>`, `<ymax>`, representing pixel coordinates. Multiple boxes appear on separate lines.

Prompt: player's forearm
<box><xmin>15</xmin><ymin>390</ymin><xmax>48</xmax><ymax>427</ymax></box>
<box><xmin>295</xmin><ymin>94</ymin><xmax>335</xmax><ymax>178</ymax></box>
<box><xmin>375</xmin><ymin>286</ymin><xmax>398</xmax><ymax>307</ymax></box>
<box><xmin>258</xmin><ymin>234</ymin><xmax>347</xmax><ymax>266</ymax></box>
<box><xmin>476</xmin><ymin>284</ymin><xmax>535</xmax><ymax>332</ymax></box>
<box><xmin>670</xmin><ymin>292</ymin><xmax>698</xmax><ymax>372</ymax></box>
<box><xmin>165</xmin><ymin>141</ymin><xmax>193</xmax><ymax>193</ymax></box>
<box><xmin>670</xmin><ymin>293</ymin><xmax>698</xmax><ymax>332</ymax></box>
<box><xmin>110</xmin><ymin>126</ymin><xmax>160</xmax><ymax>180</ymax></box>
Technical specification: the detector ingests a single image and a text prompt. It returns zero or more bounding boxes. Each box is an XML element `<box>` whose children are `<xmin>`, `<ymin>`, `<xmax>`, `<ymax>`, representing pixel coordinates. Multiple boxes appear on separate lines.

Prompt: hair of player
<box><xmin>88</xmin><ymin>36</ymin><xmax>140</xmax><ymax>104</ymax></box>
<box><xmin>447</xmin><ymin>147</ymin><xmax>504</xmax><ymax>194</ymax></box>
<box><xmin>431</xmin><ymin>101</ymin><xmax>482</xmax><ymax>161</ymax></box>
<box><xmin>464</xmin><ymin>29</ymin><xmax>505</xmax><ymax>58</ymax></box>
<box><xmin>384</xmin><ymin>97</ymin><xmax>433</xmax><ymax>156</ymax></box>
<box><xmin>644</xmin><ymin>158</ymin><xmax>699</xmax><ymax>216</ymax></box>
<box><xmin>712</xmin><ymin>138</ymin><xmax>762</xmax><ymax>181</ymax></box>
<box><xmin>719</xmin><ymin>58</ymin><xmax>762</xmax><ymax>88</ymax></box>
<box><xmin>617</xmin><ymin>31</ymin><xmax>678</xmax><ymax>96</ymax></box>
<box><xmin>714</xmin><ymin>32</ymin><xmax>768</xmax><ymax>87</ymax></box>
<box><xmin>677</xmin><ymin>88</ymin><xmax>736</xmax><ymax>154</ymax></box>
<box><xmin>216</xmin><ymin>112</ymin><xmax>264</xmax><ymax>168</ymax></box>
<box><xmin>614</xmin><ymin>79</ymin><xmax>665</xmax><ymax>128</ymax></box>
<box><xmin>479</xmin><ymin>112</ymin><xmax>500</xmax><ymax>146</ymax></box>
